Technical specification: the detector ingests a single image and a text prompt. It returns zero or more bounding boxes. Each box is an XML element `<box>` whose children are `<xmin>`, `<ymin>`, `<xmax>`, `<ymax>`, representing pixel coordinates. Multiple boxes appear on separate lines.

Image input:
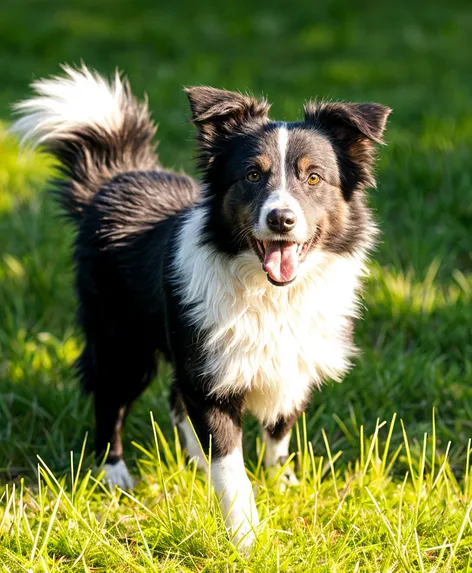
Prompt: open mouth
<box><xmin>251</xmin><ymin>228</ymin><xmax>321</xmax><ymax>287</ymax></box>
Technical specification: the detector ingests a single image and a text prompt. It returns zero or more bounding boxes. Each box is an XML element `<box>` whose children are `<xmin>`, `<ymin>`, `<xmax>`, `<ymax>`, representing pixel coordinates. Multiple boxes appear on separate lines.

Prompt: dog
<box><xmin>12</xmin><ymin>65</ymin><xmax>390</xmax><ymax>550</ymax></box>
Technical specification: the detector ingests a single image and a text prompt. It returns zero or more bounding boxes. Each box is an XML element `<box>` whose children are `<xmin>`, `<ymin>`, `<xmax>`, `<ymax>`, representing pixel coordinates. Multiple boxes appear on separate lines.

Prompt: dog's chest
<box><xmin>192</xmin><ymin>254</ymin><xmax>362</xmax><ymax>425</ymax></box>
<box><xmin>175</xmin><ymin>208</ymin><xmax>366</xmax><ymax>425</ymax></box>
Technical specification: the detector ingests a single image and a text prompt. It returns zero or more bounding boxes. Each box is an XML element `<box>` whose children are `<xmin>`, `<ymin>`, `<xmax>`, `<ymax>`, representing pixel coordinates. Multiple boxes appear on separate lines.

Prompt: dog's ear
<box><xmin>304</xmin><ymin>102</ymin><xmax>391</xmax><ymax>144</ymax></box>
<box><xmin>185</xmin><ymin>87</ymin><xmax>270</xmax><ymax>166</ymax></box>
<box><xmin>304</xmin><ymin>101</ymin><xmax>392</xmax><ymax>195</ymax></box>
<box><xmin>185</xmin><ymin>87</ymin><xmax>270</xmax><ymax>124</ymax></box>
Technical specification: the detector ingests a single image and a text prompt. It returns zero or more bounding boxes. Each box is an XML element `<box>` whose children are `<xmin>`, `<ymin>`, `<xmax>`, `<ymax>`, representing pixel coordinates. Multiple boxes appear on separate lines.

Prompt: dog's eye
<box><xmin>246</xmin><ymin>170</ymin><xmax>261</xmax><ymax>183</ymax></box>
<box><xmin>307</xmin><ymin>173</ymin><xmax>320</xmax><ymax>186</ymax></box>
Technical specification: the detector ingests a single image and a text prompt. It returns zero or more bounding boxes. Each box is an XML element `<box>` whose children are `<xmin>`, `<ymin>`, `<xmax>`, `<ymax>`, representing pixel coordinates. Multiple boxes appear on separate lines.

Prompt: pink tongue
<box><xmin>263</xmin><ymin>242</ymin><xmax>299</xmax><ymax>283</ymax></box>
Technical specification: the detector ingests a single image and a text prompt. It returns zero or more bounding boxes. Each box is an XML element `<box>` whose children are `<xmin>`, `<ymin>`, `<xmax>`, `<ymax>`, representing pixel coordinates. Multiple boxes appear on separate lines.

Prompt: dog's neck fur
<box><xmin>173</xmin><ymin>204</ymin><xmax>369</xmax><ymax>425</ymax></box>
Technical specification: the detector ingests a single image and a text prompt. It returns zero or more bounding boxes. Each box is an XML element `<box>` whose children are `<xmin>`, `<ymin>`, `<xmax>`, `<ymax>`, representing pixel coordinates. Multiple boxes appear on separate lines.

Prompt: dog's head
<box><xmin>186</xmin><ymin>87</ymin><xmax>391</xmax><ymax>286</ymax></box>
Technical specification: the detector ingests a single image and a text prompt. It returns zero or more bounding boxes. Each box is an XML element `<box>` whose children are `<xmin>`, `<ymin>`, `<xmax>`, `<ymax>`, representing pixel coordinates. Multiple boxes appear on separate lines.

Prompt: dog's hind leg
<box><xmin>94</xmin><ymin>396</ymin><xmax>135</xmax><ymax>490</ymax></box>
<box><xmin>170</xmin><ymin>382</ymin><xmax>206</xmax><ymax>469</ymax></box>
<box><xmin>78</xmin><ymin>328</ymin><xmax>158</xmax><ymax>490</ymax></box>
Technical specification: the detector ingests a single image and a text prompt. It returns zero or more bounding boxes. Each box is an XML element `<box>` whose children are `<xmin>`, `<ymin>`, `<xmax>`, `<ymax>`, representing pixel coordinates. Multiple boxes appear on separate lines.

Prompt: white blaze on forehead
<box><xmin>278</xmin><ymin>123</ymin><xmax>289</xmax><ymax>191</ymax></box>
<box><xmin>257</xmin><ymin>125</ymin><xmax>308</xmax><ymax>241</ymax></box>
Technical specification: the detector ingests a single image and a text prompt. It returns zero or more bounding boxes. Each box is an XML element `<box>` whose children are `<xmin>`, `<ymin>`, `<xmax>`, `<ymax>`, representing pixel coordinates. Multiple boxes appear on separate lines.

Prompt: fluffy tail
<box><xmin>11</xmin><ymin>65</ymin><xmax>159</xmax><ymax>223</ymax></box>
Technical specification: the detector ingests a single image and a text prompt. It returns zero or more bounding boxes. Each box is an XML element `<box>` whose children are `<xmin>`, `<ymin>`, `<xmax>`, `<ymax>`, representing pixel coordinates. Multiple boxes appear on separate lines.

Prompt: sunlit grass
<box><xmin>368</xmin><ymin>260</ymin><xmax>471</xmax><ymax>315</ymax></box>
<box><xmin>2</xmin><ymin>415</ymin><xmax>472</xmax><ymax>571</ymax></box>
<box><xmin>0</xmin><ymin>124</ymin><xmax>53</xmax><ymax>213</ymax></box>
<box><xmin>1</xmin><ymin>0</ymin><xmax>472</xmax><ymax>568</ymax></box>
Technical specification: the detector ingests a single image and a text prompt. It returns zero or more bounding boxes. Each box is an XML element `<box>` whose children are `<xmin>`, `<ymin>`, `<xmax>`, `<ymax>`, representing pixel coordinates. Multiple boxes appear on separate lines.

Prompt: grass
<box><xmin>0</xmin><ymin>0</ymin><xmax>471</xmax><ymax>570</ymax></box>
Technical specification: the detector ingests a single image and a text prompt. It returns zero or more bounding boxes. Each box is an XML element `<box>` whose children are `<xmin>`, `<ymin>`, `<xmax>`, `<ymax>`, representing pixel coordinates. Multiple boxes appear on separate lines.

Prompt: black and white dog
<box><xmin>13</xmin><ymin>66</ymin><xmax>390</xmax><ymax>549</ymax></box>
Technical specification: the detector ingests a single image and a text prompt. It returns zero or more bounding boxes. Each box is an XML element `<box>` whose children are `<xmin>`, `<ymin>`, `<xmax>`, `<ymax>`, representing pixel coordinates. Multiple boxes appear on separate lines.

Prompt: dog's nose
<box><xmin>267</xmin><ymin>208</ymin><xmax>297</xmax><ymax>233</ymax></box>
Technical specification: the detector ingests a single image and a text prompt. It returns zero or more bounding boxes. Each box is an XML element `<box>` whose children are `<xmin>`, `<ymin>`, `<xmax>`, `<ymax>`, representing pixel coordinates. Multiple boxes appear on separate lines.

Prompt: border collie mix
<box><xmin>12</xmin><ymin>66</ymin><xmax>390</xmax><ymax>549</ymax></box>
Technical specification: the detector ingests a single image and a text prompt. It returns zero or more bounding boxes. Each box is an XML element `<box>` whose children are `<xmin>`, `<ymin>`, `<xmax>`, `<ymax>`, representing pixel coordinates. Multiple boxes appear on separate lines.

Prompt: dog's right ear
<box><xmin>185</xmin><ymin>87</ymin><xmax>270</xmax><ymax>124</ymax></box>
<box><xmin>184</xmin><ymin>87</ymin><xmax>270</xmax><ymax>166</ymax></box>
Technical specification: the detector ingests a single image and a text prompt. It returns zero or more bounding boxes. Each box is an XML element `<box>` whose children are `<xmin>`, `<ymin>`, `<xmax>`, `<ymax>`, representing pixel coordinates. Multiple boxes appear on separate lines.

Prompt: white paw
<box><xmin>267</xmin><ymin>463</ymin><xmax>300</xmax><ymax>492</ymax></box>
<box><xmin>232</xmin><ymin>522</ymin><xmax>257</xmax><ymax>554</ymax></box>
<box><xmin>103</xmin><ymin>460</ymin><xmax>135</xmax><ymax>490</ymax></box>
<box><xmin>223</xmin><ymin>485</ymin><xmax>260</xmax><ymax>553</ymax></box>
<box><xmin>229</xmin><ymin>509</ymin><xmax>259</xmax><ymax>553</ymax></box>
<box><xmin>279</xmin><ymin>463</ymin><xmax>300</xmax><ymax>486</ymax></box>
<box><xmin>211</xmin><ymin>449</ymin><xmax>260</xmax><ymax>553</ymax></box>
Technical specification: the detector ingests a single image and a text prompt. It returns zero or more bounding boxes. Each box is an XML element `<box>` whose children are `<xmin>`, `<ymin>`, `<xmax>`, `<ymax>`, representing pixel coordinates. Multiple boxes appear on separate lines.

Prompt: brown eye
<box><xmin>307</xmin><ymin>173</ymin><xmax>320</xmax><ymax>186</ymax></box>
<box><xmin>246</xmin><ymin>170</ymin><xmax>261</xmax><ymax>183</ymax></box>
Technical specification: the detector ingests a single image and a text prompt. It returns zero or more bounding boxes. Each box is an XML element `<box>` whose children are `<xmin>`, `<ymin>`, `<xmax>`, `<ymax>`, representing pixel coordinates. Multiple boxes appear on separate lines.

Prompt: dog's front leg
<box><xmin>181</xmin><ymin>389</ymin><xmax>259</xmax><ymax>550</ymax></box>
<box><xmin>212</xmin><ymin>446</ymin><xmax>259</xmax><ymax>550</ymax></box>
<box><xmin>262</xmin><ymin>414</ymin><xmax>300</xmax><ymax>486</ymax></box>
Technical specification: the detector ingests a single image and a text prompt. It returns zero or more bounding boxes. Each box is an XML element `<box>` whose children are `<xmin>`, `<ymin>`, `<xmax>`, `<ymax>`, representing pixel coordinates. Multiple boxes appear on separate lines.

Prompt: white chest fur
<box><xmin>174</xmin><ymin>207</ymin><xmax>367</xmax><ymax>425</ymax></box>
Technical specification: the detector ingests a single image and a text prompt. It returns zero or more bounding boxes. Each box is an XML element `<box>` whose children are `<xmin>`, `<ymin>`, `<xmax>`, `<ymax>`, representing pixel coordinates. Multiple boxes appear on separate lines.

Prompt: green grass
<box><xmin>1</xmin><ymin>0</ymin><xmax>472</xmax><ymax>570</ymax></box>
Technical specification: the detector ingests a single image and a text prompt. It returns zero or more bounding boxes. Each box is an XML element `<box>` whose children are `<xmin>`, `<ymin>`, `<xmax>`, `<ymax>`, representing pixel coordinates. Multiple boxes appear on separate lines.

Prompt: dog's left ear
<box><xmin>304</xmin><ymin>101</ymin><xmax>392</xmax><ymax>194</ymax></box>
<box><xmin>304</xmin><ymin>101</ymin><xmax>391</xmax><ymax>144</ymax></box>
<box><xmin>185</xmin><ymin>87</ymin><xmax>270</xmax><ymax>166</ymax></box>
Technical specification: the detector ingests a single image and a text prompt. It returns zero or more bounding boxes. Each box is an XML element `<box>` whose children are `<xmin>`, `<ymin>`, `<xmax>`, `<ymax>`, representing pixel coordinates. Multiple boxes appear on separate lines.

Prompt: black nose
<box><xmin>267</xmin><ymin>208</ymin><xmax>297</xmax><ymax>233</ymax></box>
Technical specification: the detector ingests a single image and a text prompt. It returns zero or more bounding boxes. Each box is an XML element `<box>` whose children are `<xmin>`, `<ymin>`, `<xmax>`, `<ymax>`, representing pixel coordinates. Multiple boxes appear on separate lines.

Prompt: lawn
<box><xmin>0</xmin><ymin>0</ymin><xmax>472</xmax><ymax>570</ymax></box>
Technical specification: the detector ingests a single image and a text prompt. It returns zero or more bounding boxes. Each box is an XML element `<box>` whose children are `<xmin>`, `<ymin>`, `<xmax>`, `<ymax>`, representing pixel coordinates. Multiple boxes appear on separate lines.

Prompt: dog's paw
<box><xmin>279</xmin><ymin>464</ymin><xmax>300</xmax><ymax>486</ymax></box>
<box><xmin>221</xmin><ymin>491</ymin><xmax>259</xmax><ymax>555</ymax></box>
<box><xmin>232</xmin><ymin>525</ymin><xmax>257</xmax><ymax>555</ymax></box>
<box><xmin>103</xmin><ymin>460</ymin><xmax>135</xmax><ymax>490</ymax></box>
<box><xmin>267</xmin><ymin>463</ymin><xmax>300</xmax><ymax>492</ymax></box>
<box><xmin>229</xmin><ymin>513</ymin><xmax>259</xmax><ymax>555</ymax></box>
